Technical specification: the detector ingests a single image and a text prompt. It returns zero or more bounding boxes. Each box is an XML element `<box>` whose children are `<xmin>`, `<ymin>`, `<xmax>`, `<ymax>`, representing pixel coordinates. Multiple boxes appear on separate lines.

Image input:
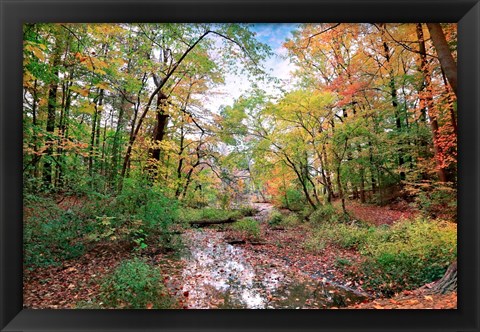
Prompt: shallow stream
<box><xmin>179</xmin><ymin>203</ymin><xmax>368</xmax><ymax>309</ymax></box>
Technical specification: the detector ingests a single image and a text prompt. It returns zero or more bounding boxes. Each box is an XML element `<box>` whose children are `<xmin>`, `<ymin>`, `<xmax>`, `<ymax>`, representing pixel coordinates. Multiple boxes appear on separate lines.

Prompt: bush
<box><xmin>232</xmin><ymin>218</ymin><xmax>261</xmax><ymax>241</ymax></box>
<box><xmin>115</xmin><ymin>179</ymin><xmax>179</xmax><ymax>249</ymax></box>
<box><xmin>281</xmin><ymin>214</ymin><xmax>301</xmax><ymax>227</ymax></box>
<box><xmin>99</xmin><ymin>258</ymin><xmax>173</xmax><ymax>309</ymax></box>
<box><xmin>280</xmin><ymin>188</ymin><xmax>305</xmax><ymax>211</ymax></box>
<box><xmin>303</xmin><ymin>216</ymin><xmax>457</xmax><ymax>295</ymax></box>
<box><xmin>24</xmin><ymin>196</ymin><xmax>86</xmax><ymax>267</ymax></box>
<box><xmin>268</xmin><ymin>210</ymin><xmax>284</xmax><ymax>227</ymax></box>
<box><xmin>360</xmin><ymin>218</ymin><xmax>457</xmax><ymax>295</ymax></box>
<box><xmin>309</xmin><ymin>204</ymin><xmax>339</xmax><ymax>224</ymax></box>
<box><xmin>303</xmin><ymin>232</ymin><xmax>328</xmax><ymax>252</ymax></box>
<box><xmin>238</xmin><ymin>206</ymin><xmax>258</xmax><ymax>217</ymax></box>
<box><xmin>179</xmin><ymin>207</ymin><xmax>242</xmax><ymax>223</ymax></box>
<box><xmin>304</xmin><ymin>220</ymin><xmax>372</xmax><ymax>252</ymax></box>
<box><xmin>406</xmin><ymin>181</ymin><xmax>457</xmax><ymax>220</ymax></box>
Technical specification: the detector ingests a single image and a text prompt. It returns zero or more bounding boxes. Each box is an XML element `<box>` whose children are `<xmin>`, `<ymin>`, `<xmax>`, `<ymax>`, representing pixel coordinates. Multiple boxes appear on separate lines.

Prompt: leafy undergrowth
<box><xmin>23</xmin><ymin>243</ymin><xmax>131</xmax><ymax>308</ymax></box>
<box><xmin>23</xmin><ymin>242</ymin><xmax>183</xmax><ymax>309</ymax></box>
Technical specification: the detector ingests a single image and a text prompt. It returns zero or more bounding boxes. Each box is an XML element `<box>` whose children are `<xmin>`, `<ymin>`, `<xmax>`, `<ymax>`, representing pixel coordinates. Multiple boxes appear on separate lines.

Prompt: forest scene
<box><xmin>23</xmin><ymin>23</ymin><xmax>457</xmax><ymax>309</ymax></box>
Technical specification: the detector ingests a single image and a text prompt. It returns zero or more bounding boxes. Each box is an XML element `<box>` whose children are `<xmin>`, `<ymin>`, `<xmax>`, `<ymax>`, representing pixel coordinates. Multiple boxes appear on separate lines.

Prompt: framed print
<box><xmin>1</xmin><ymin>0</ymin><xmax>479</xmax><ymax>331</ymax></box>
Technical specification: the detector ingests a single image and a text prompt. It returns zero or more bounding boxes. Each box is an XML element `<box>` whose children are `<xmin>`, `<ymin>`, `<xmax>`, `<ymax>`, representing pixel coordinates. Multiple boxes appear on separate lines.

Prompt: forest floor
<box><xmin>23</xmin><ymin>198</ymin><xmax>456</xmax><ymax>309</ymax></box>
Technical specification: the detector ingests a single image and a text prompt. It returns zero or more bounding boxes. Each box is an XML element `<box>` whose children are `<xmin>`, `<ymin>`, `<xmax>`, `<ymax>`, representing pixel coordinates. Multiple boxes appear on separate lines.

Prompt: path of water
<box><xmin>179</xmin><ymin>203</ymin><xmax>368</xmax><ymax>309</ymax></box>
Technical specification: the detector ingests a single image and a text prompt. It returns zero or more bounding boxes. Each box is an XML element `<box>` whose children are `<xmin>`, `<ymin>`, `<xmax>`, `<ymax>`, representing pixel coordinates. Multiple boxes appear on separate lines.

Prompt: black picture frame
<box><xmin>1</xmin><ymin>0</ymin><xmax>479</xmax><ymax>331</ymax></box>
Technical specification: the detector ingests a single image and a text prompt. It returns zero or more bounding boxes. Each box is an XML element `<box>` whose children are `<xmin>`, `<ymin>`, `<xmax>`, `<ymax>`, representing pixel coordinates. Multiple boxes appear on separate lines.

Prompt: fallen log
<box><xmin>226</xmin><ymin>239</ymin><xmax>246</xmax><ymax>245</ymax></box>
<box><xmin>189</xmin><ymin>217</ymin><xmax>237</xmax><ymax>226</ymax></box>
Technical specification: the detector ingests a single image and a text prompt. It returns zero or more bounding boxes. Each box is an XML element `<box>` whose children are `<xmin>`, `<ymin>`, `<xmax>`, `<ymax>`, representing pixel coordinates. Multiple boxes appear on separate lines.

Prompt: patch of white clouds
<box><xmin>203</xmin><ymin>23</ymin><xmax>299</xmax><ymax>114</ymax></box>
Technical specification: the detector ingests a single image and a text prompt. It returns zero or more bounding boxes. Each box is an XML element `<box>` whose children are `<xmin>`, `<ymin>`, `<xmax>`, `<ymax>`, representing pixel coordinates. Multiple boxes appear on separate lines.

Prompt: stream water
<box><xmin>179</xmin><ymin>203</ymin><xmax>368</xmax><ymax>309</ymax></box>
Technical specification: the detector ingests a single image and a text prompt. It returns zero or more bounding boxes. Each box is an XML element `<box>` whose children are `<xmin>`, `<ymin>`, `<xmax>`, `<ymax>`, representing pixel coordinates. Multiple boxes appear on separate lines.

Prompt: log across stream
<box><xmin>177</xmin><ymin>203</ymin><xmax>369</xmax><ymax>309</ymax></box>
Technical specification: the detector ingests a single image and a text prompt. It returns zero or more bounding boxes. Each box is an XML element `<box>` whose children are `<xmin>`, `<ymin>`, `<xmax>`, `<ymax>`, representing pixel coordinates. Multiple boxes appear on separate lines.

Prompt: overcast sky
<box><xmin>203</xmin><ymin>23</ymin><xmax>299</xmax><ymax>113</ymax></box>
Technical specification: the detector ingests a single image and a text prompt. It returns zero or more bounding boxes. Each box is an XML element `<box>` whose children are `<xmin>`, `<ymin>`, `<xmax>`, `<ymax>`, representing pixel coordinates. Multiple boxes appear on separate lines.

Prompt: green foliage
<box><xmin>116</xmin><ymin>178</ymin><xmax>179</xmax><ymax>249</ymax></box>
<box><xmin>279</xmin><ymin>214</ymin><xmax>301</xmax><ymax>228</ymax></box>
<box><xmin>238</xmin><ymin>205</ymin><xmax>258</xmax><ymax>217</ymax></box>
<box><xmin>406</xmin><ymin>181</ymin><xmax>457</xmax><ymax>220</ymax></box>
<box><xmin>309</xmin><ymin>204</ymin><xmax>338</xmax><ymax>224</ymax></box>
<box><xmin>267</xmin><ymin>210</ymin><xmax>284</xmax><ymax>227</ymax></box>
<box><xmin>24</xmin><ymin>196</ymin><xmax>86</xmax><ymax>267</ymax></box>
<box><xmin>360</xmin><ymin>218</ymin><xmax>457</xmax><ymax>295</ymax></box>
<box><xmin>99</xmin><ymin>258</ymin><xmax>173</xmax><ymax>309</ymax></box>
<box><xmin>281</xmin><ymin>188</ymin><xmax>305</xmax><ymax>211</ymax></box>
<box><xmin>303</xmin><ymin>234</ymin><xmax>327</xmax><ymax>253</ymax></box>
<box><xmin>179</xmin><ymin>207</ymin><xmax>243</xmax><ymax>223</ymax></box>
<box><xmin>304</xmin><ymin>216</ymin><xmax>457</xmax><ymax>295</ymax></box>
<box><xmin>267</xmin><ymin>210</ymin><xmax>300</xmax><ymax>229</ymax></box>
<box><xmin>232</xmin><ymin>217</ymin><xmax>261</xmax><ymax>241</ymax></box>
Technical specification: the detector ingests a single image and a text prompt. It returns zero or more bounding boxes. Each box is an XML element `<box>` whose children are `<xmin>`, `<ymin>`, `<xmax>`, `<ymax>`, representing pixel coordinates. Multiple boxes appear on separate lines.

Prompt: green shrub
<box><xmin>333</xmin><ymin>223</ymin><xmax>372</xmax><ymax>249</ymax></box>
<box><xmin>405</xmin><ymin>181</ymin><xmax>456</xmax><ymax>220</ymax></box>
<box><xmin>303</xmin><ymin>216</ymin><xmax>457</xmax><ymax>295</ymax></box>
<box><xmin>304</xmin><ymin>220</ymin><xmax>371</xmax><ymax>251</ymax></box>
<box><xmin>309</xmin><ymin>204</ymin><xmax>338</xmax><ymax>224</ymax></box>
<box><xmin>360</xmin><ymin>218</ymin><xmax>457</xmax><ymax>295</ymax></box>
<box><xmin>268</xmin><ymin>210</ymin><xmax>284</xmax><ymax>227</ymax></box>
<box><xmin>303</xmin><ymin>233</ymin><xmax>328</xmax><ymax>252</ymax></box>
<box><xmin>99</xmin><ymin>258</ymin><xmax>173</xmax><ymax>309</ymax></box>
<box><xmin>232</xmin><ymin>217</ymin><xmax>261</xmax><ymax>241</ymax></box>
<box><xmin>281</xmin><ymin>214</ymin><xmax>301</xmax><ymax>228</ymax></box>
<box><xmin>179</xmin><ymin>207</ymin><xmax>241</xmax><ymax>223</ymax></box>
<box><xmin>116</xmin><ymin>179</ymin><xmax>179</xmax><ymax>249</ymax></box>
<box><xmin>281</xmin><ymin>188</ymin><xmax>305</xmax><ymax>211</ymax></box>
<box><xmin>24</xmin><ymin>197</ymin><xmax>86</xmax><ymax>267</ymax></box>
<box><xmin>238</xmin><ymin>206</ymin><xmax>258</xmax><ymax>217</ymax></box>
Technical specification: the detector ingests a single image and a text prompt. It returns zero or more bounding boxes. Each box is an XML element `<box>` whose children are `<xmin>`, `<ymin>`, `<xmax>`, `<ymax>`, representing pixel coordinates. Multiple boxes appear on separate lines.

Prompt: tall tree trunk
<box><xmin>426</xmin><ymin>23</ymin><xmax>457</xmax><ymax>96</ymax></box>
<box><xmin>320</xmin><ymin>147</ymin><xmax>333</xmax><ymax>202</ymax></box>
<box><xmin>368</xmin><ymin>141</ymin><xmax>377</xmax><ymax>196</ymax></box>
<box><xmin>336</xmin><ymin>165</ymin><xmax>347</xmax><ymax>215</ymax></box>
<box><xmin>417</xmin><ymin>24</ymin><xmax>449</xmax><ymax>182</ymax></box>
<box><xmin>30</xmin><ymin>79</ymin><xmax>41</xmax><ymax>179</ymax></box>
<box><xmin>149</xmin><ymin>91</ymin><xmax>169</xmax><ymax>162</ymax></box>
<box><xmin>352</xmin><ymin>141</ymin><xmax>366</xmax><ymax>203</ymax></box>
<box><xmin>88</xmin><ymin>88</ymin><xmax>103</xmax><ymax>177</ymax></box>
<box><xmin>43</xmin><ymin>44</ymin><xmax>61</xmax><ymax>187</ymax></box>
<box><xmin>175</xmin><ymin>123</ymin><xmax>186</xmax><ymax>197</ymax></box>
<box><xmin>121</xmin><ymin>30</ymin><xmax>212</xmax><ymax>181</ymax></box>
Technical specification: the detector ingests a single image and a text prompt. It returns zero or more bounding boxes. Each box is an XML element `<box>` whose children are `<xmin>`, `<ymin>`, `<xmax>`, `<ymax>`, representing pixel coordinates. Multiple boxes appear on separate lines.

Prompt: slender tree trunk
<box><xmin>354</xmin><ymin>144</ymin><xmax>366</xmax><ymax>203</ymax></box>
<box><xmin>43</xmin><ymin>44</ymin><xmax>61</xmax><ymax>187</ymax></box>
<box><xmin>30</xmin><ymin>79</ymin><xmax>42</xmax><ymax>179</ymax></box>
<box><xmin>175</xmin><ymin>123</ymin><xmax>186</xmax><ymax>197</ymax></box>
<box><xmin>336</xmin><ymin>165</ymin><xmax>347</xmax><ymax>215</ymax></box>
<box><xmin>89</xmin><ymin>89</ymin><xmax>103</xmax><ymax>176</ymax></box>
<box><xmin>284</xmin><ymin>156</ymin><xmax>316</xmax><ymax>209</ymax></box>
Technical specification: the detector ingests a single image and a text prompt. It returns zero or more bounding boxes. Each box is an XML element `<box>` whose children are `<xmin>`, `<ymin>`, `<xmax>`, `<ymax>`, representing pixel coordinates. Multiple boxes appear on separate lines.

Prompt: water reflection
<box><xmin>181</xmin><ymin>229</ymin><xmax>367</xmax><ymax>309</ymax></box>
